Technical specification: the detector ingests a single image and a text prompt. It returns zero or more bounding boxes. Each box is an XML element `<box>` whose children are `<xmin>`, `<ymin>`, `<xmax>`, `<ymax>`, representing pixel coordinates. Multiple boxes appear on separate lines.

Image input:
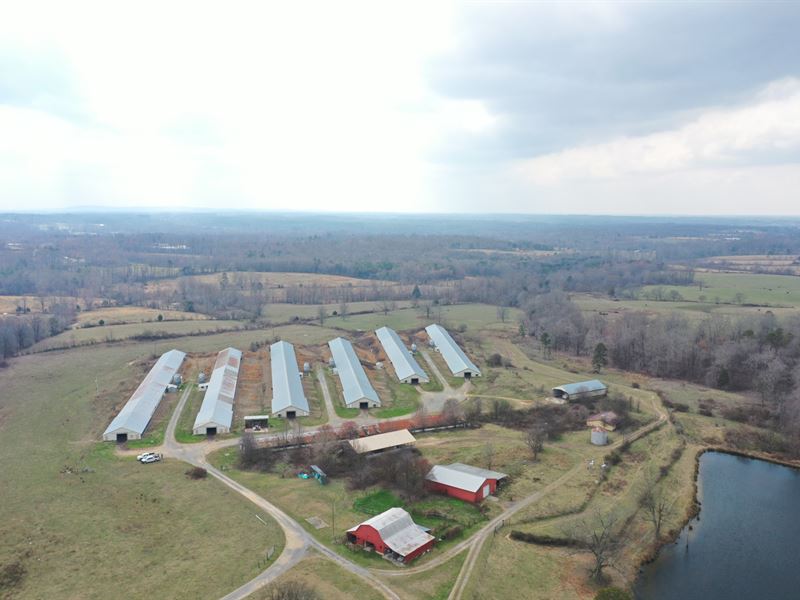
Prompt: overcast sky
<box><xmin>1</xmin><ymin>1</ymin><xmax>800</xmax><ymax>214</ymax></box>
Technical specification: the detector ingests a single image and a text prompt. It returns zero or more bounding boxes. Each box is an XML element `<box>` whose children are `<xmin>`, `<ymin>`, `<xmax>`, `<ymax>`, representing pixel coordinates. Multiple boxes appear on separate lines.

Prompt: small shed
<box><xmin>590</xmin><ymin>427</ymin><xmax>609</xmax><ymax>445</ymax></box>
<box><xmin>244</xmin><ymin>415</ymin><xmax>269</xmax><ymax>429</ymax></box>
<box><xmin>552</xmin><ymin>379</ymin><xmax>607</xmax><ymax>401</ymax></box>
<box><xmin>346</xmin><ymin>508</ymin><xmax>435</xmax><ymax>563</ymax></box>
<box><xmin>586</xmin><ymin>411</ymin><xmax>620</xmax><ymax>432</ymax></box>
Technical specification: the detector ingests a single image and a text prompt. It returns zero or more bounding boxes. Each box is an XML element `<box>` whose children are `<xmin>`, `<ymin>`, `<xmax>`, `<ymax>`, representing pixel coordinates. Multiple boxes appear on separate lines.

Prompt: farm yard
<box><xmin>2</xmin><ymin>268</ymin><xmax>798</xmax><ymax>599</ymax></box>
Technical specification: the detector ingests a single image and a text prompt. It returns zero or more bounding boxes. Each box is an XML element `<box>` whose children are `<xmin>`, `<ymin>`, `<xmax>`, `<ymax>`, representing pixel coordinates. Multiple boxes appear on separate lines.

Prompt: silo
<box><xmin>591</xmin><ymin>427</ymin><xmax>608</xmax><ymax>446</ymax></box>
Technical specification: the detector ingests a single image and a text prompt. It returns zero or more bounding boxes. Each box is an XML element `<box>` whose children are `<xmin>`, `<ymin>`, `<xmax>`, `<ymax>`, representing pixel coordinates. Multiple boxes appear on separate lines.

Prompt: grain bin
<box><xmin>590</xmin><ymin>427</ymin><xmax>608</xmax><ymax>446</ymax></box>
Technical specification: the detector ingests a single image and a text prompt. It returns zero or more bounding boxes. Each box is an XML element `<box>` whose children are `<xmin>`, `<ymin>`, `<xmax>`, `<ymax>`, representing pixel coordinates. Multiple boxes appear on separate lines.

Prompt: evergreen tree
<box><xmin>592</xmin><ymin>342</ymin><xmax>608</xmax><ymax>373</ymax></box>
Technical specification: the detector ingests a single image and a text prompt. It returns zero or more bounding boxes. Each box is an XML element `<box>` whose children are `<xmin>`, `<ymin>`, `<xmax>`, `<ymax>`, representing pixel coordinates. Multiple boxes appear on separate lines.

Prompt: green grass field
<box><xmin>30</xmin><ymin>319</ymin><xmax>246</xmax><ymax>351</ymax></box>
<box><xmin>386</xmin><ymin>549</ymin><xmax>468</xmax><ymax>600</ymax></box>
<box><xmin>255</xmin><ymin>554</ymin><xmax>384</xmax><ymax>600</ymax></box>
<box><xmin>0</xmin><ymin>344</ymin><xmax>283</xmax><ymax>599</ymax></box>
<box><xmin>374</xmin><ymin>376</ymin><xmax>420</xmax><ymax>418</ymax></box>
<box><xmin>641</xmin><ymin>272</ymin><xmax>800</xmax><ymax>307</ymax></box>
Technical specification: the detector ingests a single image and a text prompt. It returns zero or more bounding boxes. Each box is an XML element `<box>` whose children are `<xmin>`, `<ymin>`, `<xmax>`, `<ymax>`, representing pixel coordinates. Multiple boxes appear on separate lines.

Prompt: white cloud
<box><xmin>517</xmin><ymin>78</ymin><xmax>800</xmax><ymax>185</ymax></box>
<box><xmin>0</xmin><ymin>0</ymin><xmax>500</xmax><ymax>211</ymax></box>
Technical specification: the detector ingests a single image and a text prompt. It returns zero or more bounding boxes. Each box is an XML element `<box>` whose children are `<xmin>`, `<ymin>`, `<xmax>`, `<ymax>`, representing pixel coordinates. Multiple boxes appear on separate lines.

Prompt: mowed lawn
<box><xmin>0</xmin><ymin>344</ymin><xmax>283</xmax><ymax>599</ymax></box>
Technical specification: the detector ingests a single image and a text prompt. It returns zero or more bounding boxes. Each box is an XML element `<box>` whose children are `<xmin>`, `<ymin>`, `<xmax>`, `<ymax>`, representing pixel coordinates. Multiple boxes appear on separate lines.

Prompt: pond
<box><xmin>635</xmin><ymin>451</ymin><xmax>800</xmax><ymax>599</ymax></box>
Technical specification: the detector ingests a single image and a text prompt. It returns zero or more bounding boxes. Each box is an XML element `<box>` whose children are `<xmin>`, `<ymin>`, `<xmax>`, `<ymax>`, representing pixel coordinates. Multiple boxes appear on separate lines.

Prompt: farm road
<box><xmin>161</xmin><ymin>382</ymin><xmax>400</xmax><ymax>600</ymax></box>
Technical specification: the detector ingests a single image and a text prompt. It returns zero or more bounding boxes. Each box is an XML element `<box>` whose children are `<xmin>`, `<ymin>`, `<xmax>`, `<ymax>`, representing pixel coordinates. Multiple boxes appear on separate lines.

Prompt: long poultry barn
<box><xmin>425</xmin><ymin>323</ymin><xmax>482</xmax><ymax>378</ymax></box>
<box><xmin>375</xmin><ymin>326</ymin><xmax>429</xmax><ymax>384</ymax></box>
<box><xmin>271</xmin><ymin>340</ymin><xmax>310</xmax><ymax>418</ymax></box>
<box><xmin>192</xmin><ymin>347</ymin><xmax>242</xmax><ymax>435</ymax></box>
<box><xmin>102</xmin><ymin>349</ymin><xmax>186</xmax><ymax>442</ymax></box>
<box><xmin>328</xmin><ymin>336</ymin><xmax>380</xmax><ymax>409</ymax></box>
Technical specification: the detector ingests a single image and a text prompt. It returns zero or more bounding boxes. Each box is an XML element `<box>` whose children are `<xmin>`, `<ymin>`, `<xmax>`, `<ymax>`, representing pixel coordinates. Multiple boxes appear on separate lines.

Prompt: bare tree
<box><xmin>640</xmin><ymin>490</ymin><xmax>672</xmax><ymax>541</ymax></box>
<box><xmin>482</xmin><ymin>442</ymin><xmax>495</xmax><ymax>470</ymax></box>
<box><xmin>441</xmin><ymin>398</ymin><xmax>463</xmax><ymax>425</ymax></box>
<box><xmin>496</xmin><ymin>305</ymin><xmax>508</xmax><ymax>323</ymax></box>
<box><xmin>262</xmin><ymin>581</ymin><xmax>320</xmax><ymax>600</ymax></box>
<box><xmin>379</xmin><ymin>299</ymin><xmax>396</xmax><ymax>316</ymax></box>
<box><xmin>525</xmin><ymin>424</ymin><xmax>548</xmax><ymax>461</ymax></box>
<box><xmin>338</xmin><ymin>300</ymin><xmax>349</xmax><ymax>320</ymax></box>
<box><xmin>317</xmin><ymin>306</ymin><xmax>326</xmax><ymax>326</ymax></box>
<box><xmin>566</xmin><ymin>512</ymin><xmax>622</xmax><ymax>581</ymax></box>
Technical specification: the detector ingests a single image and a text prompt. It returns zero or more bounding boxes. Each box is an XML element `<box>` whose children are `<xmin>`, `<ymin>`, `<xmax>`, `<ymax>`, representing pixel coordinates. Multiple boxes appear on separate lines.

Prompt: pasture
<box><xmin>641</xmin><ymin>272</ymin><xmax>800</xmax><ymax>307</ymax></box>
<box><xmin>0</xmin><ymin>343</ymin><xmax>283</xmax><ymax>599</ymax></box>
<box><xmin>75</xmin><ymin>306</ymin><xmax>209</xmax><ymax>326</ymax></box>
<box><xmin>29</xmin><ymin>319</ymin><xmax>246</xmax><ymax>351</ymax></box>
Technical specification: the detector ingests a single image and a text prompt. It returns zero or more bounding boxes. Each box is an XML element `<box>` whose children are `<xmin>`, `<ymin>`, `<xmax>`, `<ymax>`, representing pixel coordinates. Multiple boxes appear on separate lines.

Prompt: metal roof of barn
<box><xmin>375</xmin><ymin>326</ymin><xmax>429</xmax><ymax>382</ymax></box>
<box><xmin>347</xmin><ymin>507</ymin><xmax>434</xmax><ymax>558</ymax></box>
<box><xmin>103</xmin><ymin>349</ymin><xmax>185</xmax><ymax>437</ymax></box>
<box><xmin>426</xmin><ymin>463</ymin><xmax>508</xmax><ymax>493</ymax></box>
<box><xmin>447</xmin><ymin>463</ymin><xmax>508</xmax><ymax>482</ymax></box>
<box><xmin>424</xmin><ymin>324</ymin><xmax>481</xmax><ymax>376</ymax></box>
<box><xmin>270</xmin><ymin>341</ymin><xmax>310</xmax><ymax>414</ymax></box>
<box><xmin>348</xmin><ymin>429</ymin><xmax>416</xmax><ymax>454</ymax></box>
<box><xmin>553</xmin><ymin>379</ymin><xmax>607</xmax><ymax>395</ymax></box>
<box><xmin>193</xmin><ymin>347</ymin><xmax>241</xmax><ymax>430</ymax></box>
<box><xmin>328</xmin><ymin>337</ymin><xmax>380</xmax><ymax>407</ymax></box>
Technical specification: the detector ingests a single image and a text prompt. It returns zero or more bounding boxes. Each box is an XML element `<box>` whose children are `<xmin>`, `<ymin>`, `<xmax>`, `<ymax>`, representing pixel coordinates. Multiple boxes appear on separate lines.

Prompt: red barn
<box><xmin>425</xmin><ymin>463</ymin><xmax>508</xmax><ymax>503</ymax></box>
<box><xmin>346</xmin><ymin>508</ymin><xmax>435</xmax><ymax>563</ymax></box>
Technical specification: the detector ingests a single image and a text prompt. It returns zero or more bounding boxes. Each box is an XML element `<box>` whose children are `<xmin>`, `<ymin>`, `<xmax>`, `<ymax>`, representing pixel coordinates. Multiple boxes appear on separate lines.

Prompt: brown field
<box><xmin>234</xmin><ymin>351</ymin><xmax>271</xmax><ymax>424</ymax></box>
<box><xmin>697</xmin><ymin>254</ymin><xmax>800</xmax><ymax>275</ymax></box>
<box><xmin>146</xmin><ymin>271</ymin><xmax>401</xmax><ymax>295</ymax></box>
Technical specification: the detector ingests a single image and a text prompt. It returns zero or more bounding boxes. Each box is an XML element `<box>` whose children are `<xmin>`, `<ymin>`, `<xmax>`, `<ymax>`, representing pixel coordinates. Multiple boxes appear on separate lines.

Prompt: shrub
<box><xmin>595</xmin><ymin>588</ymin><xmax>632</xmax><ymax>600</ymax></box>
<box><xmin>486</xmin><ymin>353</ymin><xmax>503</xmax><ymax>367</ymax></box>
<box><xmin>0</xmin><ymin>560</ymin><xmax>26</xmax><ymax>592</ymax></box>
<box><xmin>605</xmin><ymin>449</ymin><xmax>622</xmax><ymax>466</ymax></box>
<box><xmin>185</xmin><ymin>466</ymin><xmax>208</xmax><ymax>479</ymax></box>
<box><xmin>437</xmin><ymin>525</ymin><xmax>464</xmax><ymax>540</ymax></box>
<box><xmin>631</xmin><ymin>382</ymin><xmax>640</xmax><ymax>389</ymax></box>
<box><xmin>509</xmin><ymin>531</ymin><xmax>577</xmax><ymax>547</ymax></box>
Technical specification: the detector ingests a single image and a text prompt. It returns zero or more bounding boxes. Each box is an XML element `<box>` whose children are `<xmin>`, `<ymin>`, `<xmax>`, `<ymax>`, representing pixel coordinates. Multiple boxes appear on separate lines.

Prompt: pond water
<box><xmin>635</xmin><ymin>451</ymin><xmax>800</xmax><ymax>600</ymax></box>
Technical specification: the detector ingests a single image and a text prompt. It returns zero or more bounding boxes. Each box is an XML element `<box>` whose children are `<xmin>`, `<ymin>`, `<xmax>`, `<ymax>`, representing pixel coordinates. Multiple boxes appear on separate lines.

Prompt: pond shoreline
<box><xmin>633</xmin><ymin>446</ymin><xmax>800</xmax><ymax>598</ymax></box>
<box><xmin>634</xmin><ymin>445</ymin><xmax>800</xmax><ymax>572</ymax></box>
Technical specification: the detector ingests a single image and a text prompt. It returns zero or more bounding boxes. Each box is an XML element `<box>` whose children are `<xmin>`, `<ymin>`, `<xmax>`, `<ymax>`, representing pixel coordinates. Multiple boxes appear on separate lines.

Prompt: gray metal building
<box><xmin>328</xmin><ymin>337</ymin><xmax>380</xmax><ymax>409</ymax></box>
<box><xmin>102</xmin><ymin>349</ymin><xmax>186</xmax><ymax>442</ymax></box>
<box><xmin>375</xmin><ymin>326</ymin><xmax>429</xmax><ymax>384</ymax></box>
<box><xmin>270</xmin><ymin>341</ymin><xmax>310</xmax><ymax>418</ymax></box>
<box><xmin>425</xmin><ymin>323</ymin><xmax>481</xmax><ymax>378</ymax></box>
<box><xmin>192</xmin><ymin>347</ymin><xmax>242</xmax><ymax>435</ymax></box>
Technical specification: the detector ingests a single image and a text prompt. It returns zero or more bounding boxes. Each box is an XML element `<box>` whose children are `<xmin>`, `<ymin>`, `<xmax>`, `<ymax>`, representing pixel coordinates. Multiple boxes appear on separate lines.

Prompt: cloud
<box><xmin>515</xmin><ymin>79</ymin><xmax>800</xmax><ymax>185</ymax></box>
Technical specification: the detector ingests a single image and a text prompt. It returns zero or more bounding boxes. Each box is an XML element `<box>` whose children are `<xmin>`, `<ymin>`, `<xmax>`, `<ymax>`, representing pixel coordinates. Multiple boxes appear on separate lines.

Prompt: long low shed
<box><xmin>552</xmin><ymin>379</ymin><xmax>607</xmax><ymax>401</ymax></box>
<box><xmin>271</xmin><ymin>340</ymin><xmax>310</xmax><ymax>418</ymax></box>
<box><xmin>425</xmin><ymin>323</ymin><xmax>481</xmax><ymax>378</ymax></box>
<box><xmin>328</xmin><ymin>337</ymin><xmax>380</xmax><ymax>409</ymax></box>
<box><xmin>193</xmin><ymin>347</ymin><xmax>242</xmax><ymax>435</ymax></box>
<box><xmin>103</xmin><ymin>349</ymin><xmax>186</xmax><ymax>442</ymax></box>
<box><xmin>348</xmin><ymin>429</ymin><xmax>416</xmax><ymax>454</ymax></box>
<box><xmin>375</xmin><ymin>326</ymin><xmax>429</xmax><ymax>384</ymax></box>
